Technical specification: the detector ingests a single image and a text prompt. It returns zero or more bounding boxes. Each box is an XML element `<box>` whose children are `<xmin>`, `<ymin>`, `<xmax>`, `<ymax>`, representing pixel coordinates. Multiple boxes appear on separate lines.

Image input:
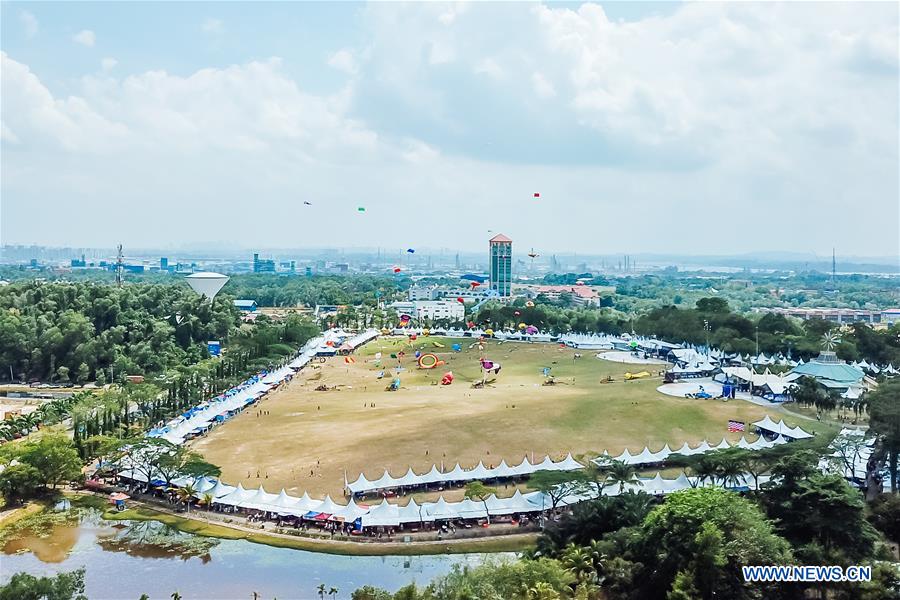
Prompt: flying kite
<box><xmin>303</xmin><ymin>201</ymin><xmax>312</xmax><ymax>206</ymax></box>
<box><xmin>357</xmin><ymin>207</ymin><xmax>366</xmax><ymax>212</ymax></box>
<box><xmin>393</xmin><ymin>266</ymin><xmax>401</xmax><ymax>273</ymax></box>
<box><xmin>344</xmin><ymin>356</ymin><xmax>355</xmax><ymax>364</ymax></box>
<box><xmin>452</xmin><ymin>343</ymin><xmax>462</xmax><ymax>352</ymax></box>
<box><xmin>457</xmin><ymin>297</ymin><xmax>465</xmax><ymax>303</ymax></box>
<box><xmin>418</xmin><ymin>353</ymin><xmax>440</xmax><ymax>369</ymax></box>
<box><xmin>527</xmin><ymin>250</ymin><xmax>539</xmax><ymax>259</ymax></box>
<box><xmin>514</xmin><ymin>310</ymin><xmax>521</xmax><ymax>316</ymax></box>
<box><xmin>406</xmin><ymin>248</ymin><xmax>415</xmax><ymax>254</ymax></box>
<box><xmin>470</xmin><ymin>281</ymin><xmax>481</xmax><ymax>289</ymax></box>
<box><xmin>480</xmin><ymin>358</ymin><xmax>502</xmax><ymax>374</ymax></box>
<box><xmin>533</xmin><ymin>192</ymin><xmax>540</xmax><ymax>198</ymax></box>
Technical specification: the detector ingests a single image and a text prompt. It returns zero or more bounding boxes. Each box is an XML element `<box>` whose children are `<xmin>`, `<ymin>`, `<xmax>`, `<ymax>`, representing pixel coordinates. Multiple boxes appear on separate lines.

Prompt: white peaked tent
<box><xmin>427</xmin><ymin>496</ymin><xmax>457</xmax><ymax>520</ymax></box>
<box><xmin>270</xmin><ymin>489</ymin><xmax>299</xmax><ymax>514</ymax></box>
<box><xmin>360</xmin><ymin>499</ymin><xmax>400</xmax><ymax>527</ymax></box>
<box><xmin>553</xmin><ymin>453</ymin><xmax>584</xmax><ymax>471</ymax></box>
<box><xmin>533</xmin><ymin>456</ymin><xmax>556</xmax><ymax>471</ymax></box>
<box><xmin>491</xmin><ymin>460</ymin><xmax>514</xmax><ymax>478</ymax></box>
<box><xmin>418</xmin><ymin>465</ymin><xmax>445</xmax><ymax>485</ymax></box>
<box><xmin>753</xmin><ymin>416</ymin><xmax>813</xmax><ymax>439</ymax></box>
<box><xmin>315</xmin><ymin>495</ymin><xmax>343</xmax><ymax>515</ymax></box>
<box><xmin>332</xmin><ymin>498</ymin><xmax>368</xmax><ymax>522</ymax></box>
<box><xmin>398</xmin><ymin>499</ymin><xmax>431</xmax><ymax>524</ymax></box>
<box><xmin>454</xmin><ymin>498</ymin><xmax>488</xmax><ymax>520</ymax></box>
<box><xmin>467</xmin><ymin>461</ymin><xmax>492</xmax><ymax>480</ymax></box>
<box><xmin>396</xmin><ymin>467</ymin><xmax>423</xmax><ymax>488</ymax></box>
<box><xmin>509</xmin><ymin>456</ymin><xmax>535</xmax><ymax>477</ymax></box>
<box><xmin>294</xmin><ymin>492</ymin><xmax>323</xmax><ymax>513</ymax></box>
<box><xmin>613</xmin><ymin>448</ymin><xmax>635</xmax><ymax>463</ymax></box>
<box><xmin>714</xmin><ymin>439</ymin><xmax>731</xmax><ymax>450</ymax></box>
<box><xmin>370</xmin><ymin>470</ymin><xmax>399</xmax><ymax>490</ymax></box>
<box><xmin>204</xmin><ymin>480</ymin><xmax>236</xmax><ymax>499</ymax></box>
<box><xmin>444</xmin><ymin>464</ymin><xmax>467</xmax><ymax>482</ymax></box>
<box><xmin>239</xmin><ymin>486</ymin><xmax>277</xmax><ymax>511</ymax></box>
<box><xmin>215</xmin><ymin>483</ymin><xmax>252</xmax><ymax>507</ymax></box>
<box><xmin>347</xmin><ymin>472</ymin><xmax>374</xmax><ymax>494</ymax></box>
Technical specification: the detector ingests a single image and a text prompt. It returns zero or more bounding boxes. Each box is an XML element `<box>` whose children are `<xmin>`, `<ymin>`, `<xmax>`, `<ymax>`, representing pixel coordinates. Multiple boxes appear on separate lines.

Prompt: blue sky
<box><xmin>2</xmin><ymin>1</ymin><xmax>898</xmax><ymax>256</ymax></box>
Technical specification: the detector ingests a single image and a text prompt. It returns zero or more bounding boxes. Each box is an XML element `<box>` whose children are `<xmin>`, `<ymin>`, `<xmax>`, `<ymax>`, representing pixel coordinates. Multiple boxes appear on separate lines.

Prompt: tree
<box><xmin>0</xmin><ymin>568</ymin><xmax>87</xmax><ymax>600</ymax></box>
<box><xmin>869</xmin><ymin>378</ymin><xmax>900</xmax><ymax>494</ymax></box>
<box><xmin>464</xmin><ymin>480</ymin><xmax>496</xmax><ymax>524</ymax></box>
<box><xmin>633</xmin><ymin>487</ymin><xmax>792</xmax><ymax>600</ymax></box>
<box><xmin>597</xmin><ymin>460</ymin><xmax>639</xmax><ymax>494</ymax></box>
<box><xmin>764</xmin><ymin>454</ymin><xmax>878</xmax><ymax>562</ymax></box>
<box><xmin>0</xmin><ymin>464</ymin><xmax>44</xmax><ymax>505</ymax></box>
<box><xmin>528</xmin><ymin>470</ymin><xmax>588</xmax><ymax>514</ymax></box>
<box><xmin>18</xmin><ymin>433</ymin><xmax>82</xmax><ymax>489</ymax></box>
<box><xmin>176</xmin><ymin>483</ymin><xmax>197</xmax><ymax>512</ymax></box>
<box><xmin>868</xmin><ymin>493</ymin><xmax>900</xmax><ymax>542</ymax></box>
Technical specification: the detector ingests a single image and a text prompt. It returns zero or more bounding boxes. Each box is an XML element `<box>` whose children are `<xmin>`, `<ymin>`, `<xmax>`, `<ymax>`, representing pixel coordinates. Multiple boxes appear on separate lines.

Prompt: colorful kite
<box><xmin>526</xmin><ymin>325</ymin><xmax>539</xmax><ymax>335</ymax></box>
<box><xmin>344</xmin><ymin>356</ymin><xmax>355</xmax><ymax>364</ymax></box>
<box><xmin>533</xmin><ymin>192</ymin><xmax>540</xmax><ymax>198</ymax></box>
<box><xmin>452</xmin><ymin>343</ymin><xmax>462</xmax><ymax>352</ymax></box>
<box><xmin>418</xmin><ymin>353</ymin><xmax>440</xmax><ymax>369</ymax></box>
<box><xmin>457</xmin><ymin>297</ymin><xmax>465</xmax><ymax>303</ymax></box>
<box><xmin>440</xmin><ymin>371</ymin><xmax>454</xmax><ymax>385</ymax></box>
<box><xmin>406</xmin><ymin>248</ymin><xmax>415</xmax><ymax>254</ymax></box>
<box><xmin>480</xmin><ymin>358</ymin><xmax>502</xmax><ymax>374</ymax></box>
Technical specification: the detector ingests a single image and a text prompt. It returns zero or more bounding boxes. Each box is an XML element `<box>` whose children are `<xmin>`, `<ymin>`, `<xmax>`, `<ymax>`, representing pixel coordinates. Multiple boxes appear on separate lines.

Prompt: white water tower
<box><xmin>185</xmin><ymin>272</ymin><xmax>229</xmax><ymax>301</ymax></box>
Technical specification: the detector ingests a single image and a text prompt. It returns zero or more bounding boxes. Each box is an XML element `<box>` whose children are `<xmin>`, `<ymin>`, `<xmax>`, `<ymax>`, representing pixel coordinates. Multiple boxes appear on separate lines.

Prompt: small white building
<box><xmin>408</xmin><ymin>284</ymin><xmax>441</xmax><ymax>301</ymax></box>
<box><xmin>390</xmin><ymin>300</ymin><xmax>464</xmax><ymax>322</ymax></box>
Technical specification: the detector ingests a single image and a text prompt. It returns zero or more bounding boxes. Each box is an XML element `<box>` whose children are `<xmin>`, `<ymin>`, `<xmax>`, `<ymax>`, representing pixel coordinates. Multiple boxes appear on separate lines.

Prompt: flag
<box><xmin>727</xmin><ymin>420</ymin><xmax>745</xmax><ymax>432</ymax></box>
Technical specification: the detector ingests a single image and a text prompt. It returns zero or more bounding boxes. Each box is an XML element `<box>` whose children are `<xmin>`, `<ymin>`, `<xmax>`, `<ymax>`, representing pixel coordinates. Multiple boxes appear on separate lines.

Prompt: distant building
<box><xmin>234</xmin><ymin>299</ymin><xmax>258</xmax><ymax>312</ymax></box>
<box><xmin>408</xmin><ymin>284</ymin><xmax>441</xmax><ymax>301</ymax></box>
<box><xmin>882</xmin><ymin>309</ymin><xmax>900</xmax><ymax>326</ymax></box>
<box><xmin>759</xmin><ymin>307</ymin><xmax>882</xmax><ymax>325</ymax></box>
<box><xmin>523</xmin><ymin>284</ymin><xmax>604</xmax><ymax>307</ymax></box>
<box><xmin>160</xmin><ymin>257</ymin><xmax>169</xmax><ymax>271</ymax></box>
<box><xmin>71</xmin><ymin>254</ymin><xmax>87</xmax><ymax>268</ymax></box>
<box><xmin>789</xmin><ymin>351</ymin><xmax>865</xmax><ymax>393</ymax></box>
<box><xmin>489</xmin><ymin>234</ymin><xmax>512</xmax><ymax>298</ymax></box>
<box><xmin>390</xmin><ymin>300</ymin><xmax>465</xmax><ymax>322</ymax></box>
<box><xmin>253</xmin><ymin>253</ymin><xmax>276</xmax><ymax>273</ymax></box>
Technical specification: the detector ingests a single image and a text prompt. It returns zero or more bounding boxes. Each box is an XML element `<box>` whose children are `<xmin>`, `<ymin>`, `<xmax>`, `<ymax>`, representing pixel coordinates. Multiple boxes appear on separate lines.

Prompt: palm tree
<box><xmin>527</xmin><ymin>582</ymin><xmax>561</xmax><ymax>600</ymax></box>
<box><xmin>328</xmin><ymin>587</ymin><xmax>338</xmax><ymax>598</ymax></box>
<box><xmin>176</xmin><ymin>483</ymin><xmax>196</xmax><ymax>512</ymax></box>
<box><xmin>561</xmin><ymin>543</ymin><xmax>595</xmax><ymax>582</ymax></box>
<box><xmin>171</xmin><ymin>593</ymin><xmax>182</xmax><ymax>600</ymax></box>
<box><xmin>317</xmin><ymin>583</ymin><xmax>326</xmax><ymax>599</ymax></box>
<box><xmin>601</xmin><ymin>460</ymin><xmax>638</xmax><ymax>494</ymax></box>
<box><xmin>200</xmin><ymin>492</ymin><xmax>214</xmax><ymax>510</ymax></box>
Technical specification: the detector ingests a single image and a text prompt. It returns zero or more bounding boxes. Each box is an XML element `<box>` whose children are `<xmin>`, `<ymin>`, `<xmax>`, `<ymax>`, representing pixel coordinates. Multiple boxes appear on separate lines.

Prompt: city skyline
<box><xmin>2</xmin><ymin>2</ymin><xmax>898</xmax><ymax>255</ymax></box>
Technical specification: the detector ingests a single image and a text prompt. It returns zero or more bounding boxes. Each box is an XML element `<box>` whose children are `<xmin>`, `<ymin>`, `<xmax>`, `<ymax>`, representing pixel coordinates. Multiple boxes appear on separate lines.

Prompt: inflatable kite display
<box><xmin>480</xmin><ymin>358</ymin><xmax>502</xmax><ymax>374</ymax></box>
<box><xmin>409</xmin><ymin>333</ymin><xmax>417</xmax><ymax>341</ymax></box>
<box><xmin>422</xmin><ymin>328</ymin><xmax>430</xmax><ymax>336</ymax></box>
<box><xmin>440</xmin><ymin>371</ymin><xmax>454</xmax><ymax>385</ymax></box>
<box><xmin>484</xmin><ymin>329</ymin><xmax>494</xmax><ymax>337</ymax></box>
<box><xmin>344</xmin><ymin>356</ymin><xmax>355</xmax><ymax>364</ymax></box>
<box><xmin>525</xmin><ymin>325</ymin><xmax>539</xmax><ymax>335</ymax></box>
<box><xmin>518</xmin><ymin>323</ymin><xmax>527</xmax><ymax>329</ymax></box>
<box><xmin>418</xmin><ymin>353</ymin><xmax>440</xmax><ymax>369</ymax></box>
<box><xmin>470</xmin><ymin>281</ymin><xmax>480</xmax><ymax>289</ymax></box>
<box><xmin>432</xmin><ymin>341</ymin><xmax>445</xmax><ymax>348</ymax></box>
<box><xmin>525</xmin><ymin>301</ymin><xmax>535</xmax><ymax>307</ymax></box>
<box><xmin>452</xmin><ymin>343</ymin><xmax>462</xmax><ymax>352</ymax></box>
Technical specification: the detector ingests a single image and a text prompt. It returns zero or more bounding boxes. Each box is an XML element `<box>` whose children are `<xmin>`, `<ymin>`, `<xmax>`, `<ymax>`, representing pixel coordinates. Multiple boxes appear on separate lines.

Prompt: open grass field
<box><xmin>192</xmin><ymin>336</ymin><xmax>833</xmax><ymax>499</ymax></box>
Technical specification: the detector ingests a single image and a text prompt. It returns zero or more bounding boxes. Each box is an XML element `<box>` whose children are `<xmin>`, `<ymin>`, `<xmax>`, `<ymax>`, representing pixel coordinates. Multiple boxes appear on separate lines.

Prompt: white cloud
<box><xmin>531</xmin><ymin>72</ymin><xmax>556</xmax><ymax>99</ymax></box>
<box><xmin>19</xmin><ymin>11</ymin><xmax>38</xmax><ymax>38</ymax></box>
<box><xmin>101</xmin><ymin>58</ymin><xmax>118</xmax><ymax>72</ymax></box>
<box><xmin>72</xmin><ymin>30</ymin><xmax>96</xmax><ymax>47</ymax></box>
<box><xmin>201</xmin><ymin>18</ymin><xmax>224</xmax><ymax>34</ymax></box>
<box><xmin>327</xmin><ymin>49</ymin><xmax>357</xmax><ymax>75</ymax></box>
<box><xmin>474</xmin><ymin>58</ymin><xmax>503</xmax><ymax>80</ymax></box>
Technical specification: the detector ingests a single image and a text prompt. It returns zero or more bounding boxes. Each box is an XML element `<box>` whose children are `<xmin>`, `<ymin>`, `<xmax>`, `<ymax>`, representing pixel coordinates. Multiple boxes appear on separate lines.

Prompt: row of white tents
<box><xmin>345</xmin><ymin>454</ymin><xmax>584</xmax><ymax>495</ymax></box>
<box><xmin>115</xmin><ymin>468</ymin><xmax>772</xmax><ymax>529</ymax></box>
<box><xmin>751</xmin><ymin>415</ymin><xmax>814</xmax><ymax>440</ymax></box>
<box><xmin>146</xmin><ymin>330</ymin><xmax>376</xmax><ymax>446</ymax></box>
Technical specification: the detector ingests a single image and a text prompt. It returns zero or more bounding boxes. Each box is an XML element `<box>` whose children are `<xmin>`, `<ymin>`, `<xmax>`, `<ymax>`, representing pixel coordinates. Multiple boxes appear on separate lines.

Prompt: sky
<box><xmin>1</xmin><ymin>1</ymin><xmax>898</xmax><ymax>256</ymax></box>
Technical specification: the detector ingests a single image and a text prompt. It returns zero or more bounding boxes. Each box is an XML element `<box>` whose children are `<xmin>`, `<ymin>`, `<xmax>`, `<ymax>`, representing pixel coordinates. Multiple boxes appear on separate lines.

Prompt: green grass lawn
<box><xmin>195</xmin><ymin>336</ymin><xmax>821</xmax><ymax>498</ymax></box>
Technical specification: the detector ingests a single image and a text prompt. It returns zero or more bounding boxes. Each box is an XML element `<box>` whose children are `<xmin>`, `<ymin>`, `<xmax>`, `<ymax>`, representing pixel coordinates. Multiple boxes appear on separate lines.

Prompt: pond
<box><xmin>1</xmin><ymin>508</ymin><xmax>505</xmax><ymax>599</ymax></box>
